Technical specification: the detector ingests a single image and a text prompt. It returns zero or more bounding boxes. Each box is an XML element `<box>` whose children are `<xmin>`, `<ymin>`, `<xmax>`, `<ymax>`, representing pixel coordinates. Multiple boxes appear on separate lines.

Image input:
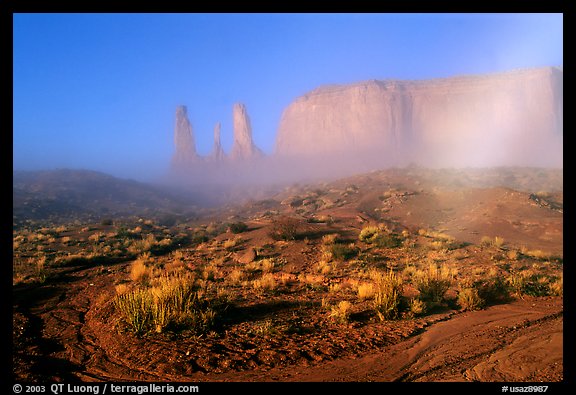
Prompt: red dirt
<box><xmin>13</xmin><ymin>259</ymin><xmax>562</xmax><ymax>382</ymax></box>
<box><xmin>13</xmin><ymin>168</ymin><xmax>563</xmax><ymax>382</ymax></box>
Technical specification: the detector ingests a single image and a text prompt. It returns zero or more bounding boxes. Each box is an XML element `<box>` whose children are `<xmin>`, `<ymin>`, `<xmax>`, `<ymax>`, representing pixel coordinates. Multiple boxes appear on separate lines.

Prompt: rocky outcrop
<box><xmin>171</xmin><ymin>105</ymin><xmax>199</xmax><ymax>168</ymax></box>
<box><xmin>171</xmin><ymin>103</ymin><xmax>265</xmax><ymax>172</ymax></box>
<box><xmin>169</xmin><ymin>67</ymin><xmax>562</xmax><ymax>185</ymax></box>
<box><xmin>275</xmin><ymin>67</ymin><xmax>563</xmax><ymax>168</ymax></box>
<box><xmin>209</xmin><ymin>122</ymin><xmax>225</xmax><ymax>161</ymax></box>
<box><xmin>230</xmin><ymin>103</ymin><xmax>264</xmax><ymax>161</ymax></box>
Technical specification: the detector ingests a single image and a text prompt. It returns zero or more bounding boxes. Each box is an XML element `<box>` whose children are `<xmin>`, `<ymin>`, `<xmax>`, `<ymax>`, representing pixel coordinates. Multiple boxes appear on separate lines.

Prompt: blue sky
<box><xmin>13</xmin><ymin>13</ymin><xmax>563</xmax><ymax>180</ymax></box>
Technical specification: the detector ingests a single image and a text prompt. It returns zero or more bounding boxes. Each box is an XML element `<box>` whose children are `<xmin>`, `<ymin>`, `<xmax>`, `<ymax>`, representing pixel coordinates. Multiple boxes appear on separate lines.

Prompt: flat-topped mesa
<box><xmin>230</xmin><ymin>103</ymin><xmax>265</xmax><ymax>161</ymax></box>
<box><xmin>171</xmin><ymin>105</ymin><xmax>200</xmax><ymax>168</ymax></box>
<box><xmin>275</xmin><ymin>66</ymin><xmax>563</xmax><ymax>168</ymax></box>
<box><xmin>209</xmin><ymin>122</ymin><xmax>226</xmax><ymax>161</ymax></box>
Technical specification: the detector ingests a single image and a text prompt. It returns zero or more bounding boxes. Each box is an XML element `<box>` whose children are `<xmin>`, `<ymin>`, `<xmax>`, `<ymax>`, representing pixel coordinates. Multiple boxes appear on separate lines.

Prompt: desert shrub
<box><xmin>127</xmin><ymin>233</ymin><xmax>158</xmax><ymax>255</ymax></box>
<box><xmin>329</xmin><ymin>243</ymin><xmax>358</xmax><ymax>261</ymax></box>
<box><xmin>100</xmin><ymin>218</ymin><xmax>113</xmax><ymax>226</ymax></box>
<box><xmin>253</xmin><ymin>273</ymin><xmax>277</xmax><ymax>294</ymax></box>
<box><xmin>359</xmin><ymin>225</ymin><xmax>401</xmax><ymax>248</ymax></box>
<box><xmin>359</xmin><ymin>226</ymin><xmax>380</xmax><ymax>243</ymax></box>
<box><xmin>229</xmin><ymin>222</ymin><xmax>248</xmax><ymax>234</ymax></box>
<box><xmin>150</xmin><ymin>275</ymin><xmax>216</xmax><ymax>333</ymax></box>
<box><xmin>506</xmin><ymin>271</ymin><xmax>556</xmax><ymax>297</ymax></box>
<box><xmin>408</xmin><ymin>297</ymin><xmax>426</xmax><ymax>317</ymax></box>
<box><xmin>190</xmin><ymin>231</ymin><xmax>209</xmax><ymax>245</ymax></box>
<box><xmin>115</xmin><ymin>274</ymin><xmax>218</xmax><ymax>335</ymax></box>
<box><xmin>228</xmin><ymin>268</ymin><xmax>245</xmax><ymax>285</ymax></box>
<box><xmin>315</xmin><ymin>260</ymin><xmax>334</xmax><ymax>275</ymax></box>
<box><xmin>269</xmin><ymin>216</ymin><xmax>300</xmax><ymax>241</ymax></box>
<box><xmin>549</xmin><ymin>275</ymin><xmax>563</xmax><ymax>296</ymax></box>
<box><xmin>357</xmin><ymin>282</ymin><xmax>375</xmax><ymax>300</ymax></box>
<box><xmin>329</xmin><ymin>300</ymin><xmax>353</xmax><ymax>324</ymax></box>
<box><xmin>414</xmin><ymin>264</ymin><xmax>453</xmax><ymax>309</ymax></box>
<box><xmin>475</xmin><ymin>276</ymin><xmax>511</xmax><ymax>305</ymax></box>
<box><xmin>308</xmin><ymin>215</ymin><xmax>334</xmax><ymax>224</ymax></box>
<box><xmin>321</xmin><ymin>233</ymin><xmax>340</xmax><ymax>245</ymax></box>
<box><xmin>523</xmin><ymin>249</ymin><xmax>553</xmax><ymax>260</ymax></box>
<box><xmin>457</xmin><ymin>287</ymin><xmax>484</xmax><ymax>311</ymax></box>
<box><xmin>372</xmin><ymin>269</ymin><xmax>403</xmax><ymax>320</ymax></box>
<box><xmin>130</xmin><ymin>254</ymin><xmax>151</xmax><ymax>283</ymax></box>
<box><xmin>493</xmin><ymin>236</ymin><xmax>505</xmax><ymax>248</ymax></box>
<box><xmin>223</xmin><ymin>237</ymin><xmax>240</xmax><ymax>250</ymax></box>
<box><xmin>481</xmin><ymin>235</ymin><xmax>505</xmax><ymax>248</ymax></box>
<box><xmin>260</xmin><ymin>258</ymin><xmax>276</xmax><ymax>273</ymax></box>
<box><xmin>115</xmin><ymin>288</ymin><xmax>153</xmax><ymax>334</ymax></box>
<box><xmin>373</xmin><ymin>233</ymin><xmax>403</xmax><ymax>248</ymax></box>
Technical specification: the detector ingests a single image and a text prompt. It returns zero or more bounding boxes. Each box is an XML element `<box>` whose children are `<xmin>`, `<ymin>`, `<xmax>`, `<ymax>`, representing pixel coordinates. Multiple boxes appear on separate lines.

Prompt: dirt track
<box><xmin>13</xmin><ymin>259</ymin><xmax>562</xmax><ymax>382</ymax></box>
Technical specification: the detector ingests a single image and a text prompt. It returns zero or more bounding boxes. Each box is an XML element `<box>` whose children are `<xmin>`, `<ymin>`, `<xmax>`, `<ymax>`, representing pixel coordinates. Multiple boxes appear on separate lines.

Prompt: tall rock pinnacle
<box><xmin>210</xmin><ymin>122</ymin><xmax>225</xmax><ymax>161</ymax></box>
<box><xmin>230</xmin><ymin>103</ymin><xmax>264</xmax><ymax>161</ymax></box>
<box><xmin>171</xmin><ymin>105</ymin><xmax>199</xmax><ymax>167</ymax></box>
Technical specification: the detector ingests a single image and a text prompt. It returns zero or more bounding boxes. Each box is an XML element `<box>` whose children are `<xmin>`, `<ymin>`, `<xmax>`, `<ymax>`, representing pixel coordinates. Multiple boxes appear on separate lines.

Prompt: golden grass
<box><xmin>372</xmin><ymin>269</ymin><xmax>403</xmax><ymax>321</ymax></box>
<box><xmin>253</xmin><ymin>273</ymin><xmax>277</xmax><ymax>293</ymax></box>
<box><xmin>229</xmin><ymin>268</ymin><xmax>245</xmax><ymax>285</ymax></box>
<box><xmin>329</xmin><ymin>300</ymin><xmax>352</xmax><ymax>324</ymax></box>
<box><xmin>321</xmin><ymin>233</ymin><xmax>339</xmax><ymax>245</ymax></box>
<box><xmin>357</xmin><ymin>282</ymin><xmax>375</xmax><ymax>300</ymax></box>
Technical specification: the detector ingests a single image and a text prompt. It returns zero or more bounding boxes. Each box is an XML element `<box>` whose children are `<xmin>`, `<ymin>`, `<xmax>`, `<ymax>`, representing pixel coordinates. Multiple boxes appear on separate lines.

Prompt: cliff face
<box><xmin>275</xmin><ymin>67</ymin><xmax>563</xmax><ymax>168</ymax></box>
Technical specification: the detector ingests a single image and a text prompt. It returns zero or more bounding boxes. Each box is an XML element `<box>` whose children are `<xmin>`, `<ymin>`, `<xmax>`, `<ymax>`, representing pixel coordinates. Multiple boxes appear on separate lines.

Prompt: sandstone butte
<box><xmin>171</xmin><ymin>66</ymin><xmax>563</xmax><ymax>182</ymax></box>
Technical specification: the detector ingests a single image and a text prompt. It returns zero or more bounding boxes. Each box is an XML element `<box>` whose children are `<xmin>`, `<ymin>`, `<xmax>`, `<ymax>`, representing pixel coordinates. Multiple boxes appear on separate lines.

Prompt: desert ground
<box><xmin>12</xmin><ymin>167</ymin><xmax>563</xmax><ymax>382</ymax></box>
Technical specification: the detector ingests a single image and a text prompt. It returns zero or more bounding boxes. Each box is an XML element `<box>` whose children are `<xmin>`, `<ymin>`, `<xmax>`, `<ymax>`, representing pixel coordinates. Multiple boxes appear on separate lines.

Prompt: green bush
<box><xmin>269</xmin><ymin>216</ymin><xmax>300</xmax><ymax>241</ymax></box>
<box><xmin>229</xmin><ymin>222</ymin><xmax>248</xmax><ymax>234</ymax></box>
<box><xmin>359</xmin><ymin>225</ymin><xmax>401</xmax><ymax>248</ymax></box>
<box><xmin>474</xmin><ymin>276</ymin><xmax>510</xmax><ymax>305</ymax></box>
<box><xmin>359</xmin><ymin>226</ymin><xmax>380</xmax><ymax>243</ymax></box>
<box><xmin>330</xmin><ymin>243</ymin><xmax>358</xmax><ymax>261</ymax></box>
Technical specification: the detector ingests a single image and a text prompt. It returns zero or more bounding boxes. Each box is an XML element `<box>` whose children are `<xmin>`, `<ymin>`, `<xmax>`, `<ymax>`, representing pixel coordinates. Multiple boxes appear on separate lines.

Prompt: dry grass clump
<box><xmin>260</xmin><ymin>258</ymin><xmax>276</xmax><ymax>273</ymax></box>
<box><xmin>321</xmin><ymin>233</ymin><xmax>340</xmax><ymax>245</ymax></box>
<box><xmin>407</xmin><ymin>297</ymin><xmax>426</xmax><ymax>317</ymax></box>
<box><xmin>506</xmin><ymin>269</ymin><xmax>560</xmax><ymax>298</ymax></box>
<box><xmin>329</xmin><ymin>300</ymin><xmax>353</xmax><ymax>324</ymax></box>
<box><xmin>359</xmin><ymin>225</ymin><xmax>402</xmax><ymax>248</ymax></box>
<box><xmin>414</xmin><ymin>263</ymin><xmax>454</xmax><ymax>309</ymax></box>
<box><xmin>127</xmin><ymin>233</ymin><xmax>158</xmax><ymax>255</ymax></box>
<box><xmin>359</xmin><ymin>226</ymin><xmax>380</xmax><ymax>243</ymax></box>
<box><xmin>356</xmin><ymin>282</ymin><xmax>375</xmax><ymax>300</ymax></box>
<box><xmin>228</xmin><ymin>268</ymin><xmax>245</xmax><ymax>285</ymax></box>
<box><xmin>371</xmin><ymin>269</ymin><xmax>403</xmax><ymax>321</ymax></box>
<box><xmin>314</xmin><ymin>260</ymin><xmax>335</xmax><ymax>275</ymax></box>
<box><xmin>481</xmin><ymin>235</ymin><xmax>505</xmax><ymax>248</ymax></box>
<box><xmin>328</xmin><ymin>243</ymin><xmax>358</xmax><ymax>261</ymax></box>
<box><xmin>298</xmin><ymin>273</ymin><xmax>326</xmax><ymax>290</ymax></box>
<box><xmin>130</xmin><ymin>252</ymin><xmax>152</xmax><ymax>282</ymax></box>
<box><xmin>521</xmin><ymin>248</ymin><xmax>553</xmax><ymax>260</ymax></box>
<box><xmin>457</xmin><ymin>287</ymin><xmax>484</xmax><ymax>311</ymax></box>
<box><xmin>115</xmin><ymin>273</ymin><xmax>219</xmax><ymax>335</ymax></box>
<box><xmin>223</xmin><ymin>237</ymin><xmax>242</xmax><ymax>250</ymax></box>
<box><xmin>549</xmin><ymin>274</ymin><xmax>563</xmax><ymax>296</ymax></box>
<box><xmin>252</xmin><ymin>273</ymin><xmax>277</xmax><ymax>294</ymax></box>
